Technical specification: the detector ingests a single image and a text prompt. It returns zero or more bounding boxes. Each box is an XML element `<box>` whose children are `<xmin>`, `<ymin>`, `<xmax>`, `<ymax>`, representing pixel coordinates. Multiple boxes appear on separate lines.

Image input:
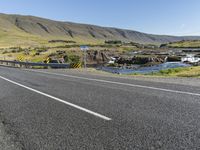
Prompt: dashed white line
<box><xmin>28</xmin><ymin>69</ymin><xmax>200</xmax><ymax>97</ymax></box>
<box><xmin>0</xmin><ymin>75</ymin><xmax>112</xmax><ymax>121</ymax></box>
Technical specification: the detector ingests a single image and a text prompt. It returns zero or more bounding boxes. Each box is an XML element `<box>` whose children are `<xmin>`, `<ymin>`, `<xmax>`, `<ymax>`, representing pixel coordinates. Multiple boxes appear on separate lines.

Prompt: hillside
<box><xmin>0</xmin><ymin>13</ymin><xmax>200</xmax><ymax>48</ymax></box>
<box><xmin>164</xmin><ymin>40</ymin><xmax>200</xmax><ymax>48</ymax></box>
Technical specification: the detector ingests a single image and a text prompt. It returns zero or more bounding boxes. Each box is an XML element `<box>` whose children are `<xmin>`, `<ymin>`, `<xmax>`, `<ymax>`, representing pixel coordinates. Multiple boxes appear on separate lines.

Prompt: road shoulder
<box><xmin>40</xmin><ymin>68</ymin><xmax>200</xmax><ymax>87</ymax></box>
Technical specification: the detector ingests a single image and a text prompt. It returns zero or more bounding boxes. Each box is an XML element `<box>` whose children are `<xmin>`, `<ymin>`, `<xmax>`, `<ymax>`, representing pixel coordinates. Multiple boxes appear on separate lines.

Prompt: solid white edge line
<box><xmin>0</xmin><ymin>75</ymin><xmax>112</xmax><ymax>121</ymax></box>
<box><xmin>28</xmin><ymin>69</ymin><xmax>200</xmax><ymax>97</ymax></box>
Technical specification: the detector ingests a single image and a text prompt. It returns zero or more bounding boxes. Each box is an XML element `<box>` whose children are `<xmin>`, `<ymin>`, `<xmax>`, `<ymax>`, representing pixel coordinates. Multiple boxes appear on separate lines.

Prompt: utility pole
<box><xmin>84</xmin><ymin>50</ymin><xmax>87</xmax><ymax>68</ymax></box>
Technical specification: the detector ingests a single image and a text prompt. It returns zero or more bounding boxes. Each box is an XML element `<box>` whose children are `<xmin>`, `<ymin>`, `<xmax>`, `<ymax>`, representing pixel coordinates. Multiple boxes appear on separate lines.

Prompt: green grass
<box><xmin>167</xmin><ymin>40</ymin><xmax>200</xmax><ymax>48</ymax></box>
<box><xmin>149</xmin><ymin>66</ymin><xmax>200</xmax><ymax>77</ymax></box>
<box><xmin>0</xmin><ymin>26</ymin><xmax>105</xmax><ymax>48</ymax></box>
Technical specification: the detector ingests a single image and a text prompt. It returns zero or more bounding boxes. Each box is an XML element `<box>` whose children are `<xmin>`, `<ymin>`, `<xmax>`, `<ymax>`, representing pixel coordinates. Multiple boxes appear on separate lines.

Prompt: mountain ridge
<box><xmin>0</xmin><ymin>13</ymin><xmax>200</xmax><ymax>48</ymax></box>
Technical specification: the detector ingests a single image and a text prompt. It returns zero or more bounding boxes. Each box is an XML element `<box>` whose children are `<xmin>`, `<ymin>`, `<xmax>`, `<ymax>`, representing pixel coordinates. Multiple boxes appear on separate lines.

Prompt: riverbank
<box><xmin>65</xmin><ymin>66</ymin><xmax>200</xmax><ymax>78</ymax></box>
<box><xmin>147</xmin><ymin>66</ymin><xmax>200</xmax><ymax>77</ymax></box>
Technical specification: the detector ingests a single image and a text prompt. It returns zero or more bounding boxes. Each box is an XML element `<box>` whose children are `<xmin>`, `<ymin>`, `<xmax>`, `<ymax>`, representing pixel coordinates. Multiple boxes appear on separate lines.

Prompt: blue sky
<box><xmin>0</xmin><ymin>0</ymin><xmax>200</xmax><ymax>36</ymax></box>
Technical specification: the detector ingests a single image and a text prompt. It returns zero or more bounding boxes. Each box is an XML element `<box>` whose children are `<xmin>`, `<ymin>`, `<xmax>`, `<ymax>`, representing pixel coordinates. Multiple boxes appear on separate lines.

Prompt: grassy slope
<box><xmin>1</xmin><ymin>13</ymin><xmax>200</xmax><ymax>49</ymax></box>
<box><xmin>0</xmin><ymin>15</ymin><xmax>103</xmax><ymax>48</ymax></box>
<box><xmin>0</xmin><ymin>16</ymin><xmax>43</xmax><ymax>47</ymax></box>
<box><xmin>149</xmin><ymin>66</ymin><xmax>200</xmax><ymax>77</ymax></box>
<box><xmin>0</xmin><ymin>28</ymin><xmax>103</xmax><ymax>48</ymax></box>
<box><xmin>167</xmin><ymin>40</ymin><xmax>200</xmax><ymax>48</ymax></box>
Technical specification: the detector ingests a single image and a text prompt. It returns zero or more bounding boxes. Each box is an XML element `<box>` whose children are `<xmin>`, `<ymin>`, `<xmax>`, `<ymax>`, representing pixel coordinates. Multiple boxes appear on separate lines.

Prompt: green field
<box><xmin>166</xmin><ymin>40</ymin><xmax>200</xmax><ymax>48</ymax></box>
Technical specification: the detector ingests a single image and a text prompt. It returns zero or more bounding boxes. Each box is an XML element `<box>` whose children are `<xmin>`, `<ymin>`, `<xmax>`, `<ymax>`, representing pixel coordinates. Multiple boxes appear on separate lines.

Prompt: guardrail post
<box><xmin>12</xmin><ymin>62</ymin><xmax>15</xmax><ymax>67</ymax></box>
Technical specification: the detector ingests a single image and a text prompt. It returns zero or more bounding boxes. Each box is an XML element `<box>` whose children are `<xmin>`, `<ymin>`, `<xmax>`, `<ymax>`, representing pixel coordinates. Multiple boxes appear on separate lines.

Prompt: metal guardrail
<box><xmin>0</xmin><ymin>60</ymin><xmax>70</xmax><ymax>68</ymax></box>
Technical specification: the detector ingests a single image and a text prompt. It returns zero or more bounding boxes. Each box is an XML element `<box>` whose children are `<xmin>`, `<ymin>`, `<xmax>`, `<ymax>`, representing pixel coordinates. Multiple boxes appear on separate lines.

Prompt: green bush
<box><xmin>105</xmin><ymin>40</ymin><xmax>122</xmax><ymax>44</ymax></box>
<box><xmin>2</xmin><ymin>51</ymin><xmax>8</xmax><ymax>54</ymax></box>
<box><xmin>63</xmin><ymin>55</ymin><xmax>68</xmax><ymax>62</ymax></box>
<box><xmin>11</xmin><ymin>50</ymin><xmax>17</xmax><ymax>53</ymax></box>
<box><xmin>68</xmin><ymin>55</ymin><xmax>80</xmax><ymax>63</ymax></box>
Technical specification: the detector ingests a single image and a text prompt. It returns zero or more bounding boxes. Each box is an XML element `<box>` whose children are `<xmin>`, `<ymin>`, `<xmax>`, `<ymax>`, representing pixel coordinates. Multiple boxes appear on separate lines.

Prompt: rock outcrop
<box><xmin>117</xmin><ymin>56</ymin><xmax>166</xmax><ymax>65</ymax></box>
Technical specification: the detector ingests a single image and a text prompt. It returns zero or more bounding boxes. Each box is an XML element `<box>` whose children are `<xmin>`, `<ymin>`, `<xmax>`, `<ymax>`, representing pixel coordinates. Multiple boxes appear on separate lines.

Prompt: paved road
<box><xmin>0</xmin><ymin>66</ymin><xmax>200</xmax><ymax>150</ymax></box>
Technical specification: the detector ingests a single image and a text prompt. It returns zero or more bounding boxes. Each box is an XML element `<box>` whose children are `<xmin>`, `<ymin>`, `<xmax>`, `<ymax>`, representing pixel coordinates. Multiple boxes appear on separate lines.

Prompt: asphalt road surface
<box><xmin>0</xmin><ymin>66</ymin><xmax>200</xmax><ymax>150</ymax></box>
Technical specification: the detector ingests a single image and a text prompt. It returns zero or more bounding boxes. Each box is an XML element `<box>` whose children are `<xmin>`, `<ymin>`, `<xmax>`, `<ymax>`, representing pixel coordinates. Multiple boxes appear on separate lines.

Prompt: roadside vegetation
<box><xmin>0</xmin><ymin>40</ymin><xmax>158</xmax><ymax>63</ymax></box>
<box><xmin>148</xmin><ymin>66</ymin><xmax>200</xmax><ymax>77</ymax></box>
<box><xmin>162</xmin><ymin>40</ymin><xmax>200</xmax><ymax>48</ymax></box>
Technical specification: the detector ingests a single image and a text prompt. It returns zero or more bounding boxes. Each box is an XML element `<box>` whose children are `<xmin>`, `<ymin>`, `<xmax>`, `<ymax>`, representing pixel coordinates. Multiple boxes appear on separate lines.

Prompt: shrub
<box><xmin>68</xmin><ymin>55</ymin><xmax>80</xmax><ymax>63</ymax></box>
<box><xmin>11</xmin><ymin>50</ymin><xmax>17</xmax><ymax>53</ymax></box>
<box><xmin>2</xmin><ymin>51</ymin><xmax>8</xmax><ymax>54</ymax></box>
<box><xmin>35</xmin><ymin>52</ymin><xmax>40</xmax><ymax>56</ymax></box>
<box><xmin>63</xmin><ymin>55</ymin><xmax>69</xmax><ymax>62</ymax></box>
<box><xmin>105</xmin><ymin>40</ymin><xmax>122</xmax><ymax>44</ymax></box>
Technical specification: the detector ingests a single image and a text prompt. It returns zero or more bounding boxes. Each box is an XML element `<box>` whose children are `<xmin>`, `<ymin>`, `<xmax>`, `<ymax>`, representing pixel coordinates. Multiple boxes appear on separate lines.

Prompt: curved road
<box><xmin>0</xmin><ymin>66</ymin><xmax>200</xmax><ymax>149</ymax></box>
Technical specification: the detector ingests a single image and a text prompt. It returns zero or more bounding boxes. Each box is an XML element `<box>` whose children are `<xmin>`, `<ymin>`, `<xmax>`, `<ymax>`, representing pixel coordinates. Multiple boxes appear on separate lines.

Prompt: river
<box><xmin>99</xmin><ymin>62</ymin><xmax>191</xmax><ymax>74</ymax></box>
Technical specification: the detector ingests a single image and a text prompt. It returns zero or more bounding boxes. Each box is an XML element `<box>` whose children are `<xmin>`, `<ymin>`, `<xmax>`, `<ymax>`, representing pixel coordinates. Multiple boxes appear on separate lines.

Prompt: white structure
<box><xmin>181</xmin><ymin>54</ymin><xmax>200</xmax><ymax>63</ymax></box>
<box><xmin>108</xmin><ymin>57</ymin><xmax>116</xmax><ymax>64</ymax></box>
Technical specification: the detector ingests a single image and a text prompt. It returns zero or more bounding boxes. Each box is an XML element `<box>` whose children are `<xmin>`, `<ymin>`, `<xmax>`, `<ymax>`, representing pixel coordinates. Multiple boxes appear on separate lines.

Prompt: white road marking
<box><xmin>0</xmin><ymin>75</ymin><xmax>112</xmax><ymax>121</ymax></box>
<box><xmin>28</xmin><ymin>69</ymin><xmax>200</xmax><ymax>97</ymax></box>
